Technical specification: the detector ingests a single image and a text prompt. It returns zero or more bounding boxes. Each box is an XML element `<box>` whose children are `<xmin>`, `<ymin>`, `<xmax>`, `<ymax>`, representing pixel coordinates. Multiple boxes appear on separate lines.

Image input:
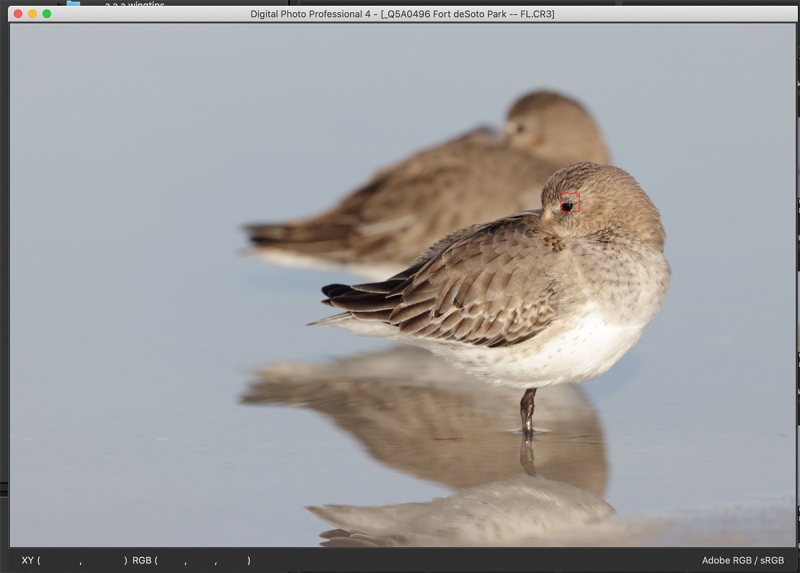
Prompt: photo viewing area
<box><xmin>1</xmin><ymin>2</ymin><xmax>798</xmax><ymax>572</ymax></box>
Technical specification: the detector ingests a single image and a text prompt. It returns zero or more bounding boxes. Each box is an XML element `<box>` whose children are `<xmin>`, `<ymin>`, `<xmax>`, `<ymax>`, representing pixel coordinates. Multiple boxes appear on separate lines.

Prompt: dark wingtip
<box><xmin>244</xmin><ymin>223</ymin><xmax>287</xmax><ymax>246</ymax></box>
<box><xmin>321</xmin><ymin>283</ymin><xmax>350</xmax><ymax>298</ymax></box>
<box><xmin>249</xmin><ymin>236</ymin><xmax>272</xmax><ymax>246</ymax></box>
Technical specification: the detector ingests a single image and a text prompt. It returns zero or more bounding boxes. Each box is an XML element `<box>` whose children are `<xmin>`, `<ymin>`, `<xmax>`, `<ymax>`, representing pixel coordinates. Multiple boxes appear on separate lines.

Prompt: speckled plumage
<box><xmin>315</xmin><ymin>163</ymin><xmax>670</xmax><ymax>437</ymax></box>
<box><xmin>245</xmin><ymin>91</ymin><xmax>609</xmax><ymax>279</ymax></box>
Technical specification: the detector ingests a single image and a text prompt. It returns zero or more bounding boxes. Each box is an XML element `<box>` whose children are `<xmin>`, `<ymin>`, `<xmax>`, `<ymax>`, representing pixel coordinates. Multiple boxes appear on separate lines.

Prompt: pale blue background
<box><xmin>9</xmin><ymin>23</ymin><xmax>796</xmax><ymax>545</ymax></box>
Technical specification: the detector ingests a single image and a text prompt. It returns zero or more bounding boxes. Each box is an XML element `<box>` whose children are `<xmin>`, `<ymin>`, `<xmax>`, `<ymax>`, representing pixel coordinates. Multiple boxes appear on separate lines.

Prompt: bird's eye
<box><xmin>516</xmin><ymin>124</ymin><xmax>525</xmax><ymax>134</ymax></box>
<box><xmin>559</xmin><ymin>192</ymin><xmax>580</xmax><ymax>213</ymax></box>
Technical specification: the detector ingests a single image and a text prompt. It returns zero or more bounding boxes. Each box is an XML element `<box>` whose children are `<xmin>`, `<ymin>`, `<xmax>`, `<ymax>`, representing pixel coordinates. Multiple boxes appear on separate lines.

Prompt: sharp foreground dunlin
<box><xmin>314</xmin><ymin>163</ymin><xmax>670</xmax><ymax>439</ymax></box>
<box><xmin>245</xmin><ymin>91</ymin><xmax>609</xmax><ymax>279</ymax></box>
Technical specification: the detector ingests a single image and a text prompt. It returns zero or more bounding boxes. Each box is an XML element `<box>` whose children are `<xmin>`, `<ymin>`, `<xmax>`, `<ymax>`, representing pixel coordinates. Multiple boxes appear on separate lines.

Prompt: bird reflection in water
<box><xmin>243</xmin><ymin>346</ymin><xmax>612</xmax><ymax>546</ymax></box>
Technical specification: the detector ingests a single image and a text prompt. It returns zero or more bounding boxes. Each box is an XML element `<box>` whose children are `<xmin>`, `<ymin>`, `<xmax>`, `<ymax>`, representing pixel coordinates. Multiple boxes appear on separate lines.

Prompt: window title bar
<box><xmin>7</xmin><ymin>5</ymin><xmax>798</xmax><ymax>23</ymax></box>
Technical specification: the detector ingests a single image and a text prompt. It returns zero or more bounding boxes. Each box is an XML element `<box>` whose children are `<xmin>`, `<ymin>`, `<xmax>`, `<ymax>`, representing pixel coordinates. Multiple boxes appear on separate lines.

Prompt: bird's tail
<box><xmin>244</xmin><ymin>219</ymin><xmax>351</xmax><ymax>255</ymax></box>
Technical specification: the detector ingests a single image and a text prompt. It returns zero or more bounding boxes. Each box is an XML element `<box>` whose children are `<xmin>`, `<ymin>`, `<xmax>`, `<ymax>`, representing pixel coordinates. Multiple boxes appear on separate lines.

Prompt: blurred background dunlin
<box><xmin>245</xmin><ymin>90</ymin><xmax>609</xmax><ymax>279</ymax></box>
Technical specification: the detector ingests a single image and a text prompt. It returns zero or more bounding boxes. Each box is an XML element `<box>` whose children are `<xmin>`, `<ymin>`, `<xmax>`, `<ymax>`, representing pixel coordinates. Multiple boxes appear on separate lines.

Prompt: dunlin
<box><xmin>314</xmin><ymin>163</ymin><xmax>670</xmax><ymax>439</ymax></box>
<box><xmin>245</xmin><ymin>91</ymin><xmax>609</xmax><ymax>279</ymax></box>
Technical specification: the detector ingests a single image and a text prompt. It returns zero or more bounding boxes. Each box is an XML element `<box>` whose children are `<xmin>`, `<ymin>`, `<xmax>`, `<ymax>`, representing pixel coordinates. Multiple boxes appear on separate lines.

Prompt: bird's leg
<box><xmin>519</xmin><ymin>436</ymin><xmax>537</xmax><ymax>476</ymax></box>
<box><xmin>520</xmin><ymin>388</ymin><xmax>536</xmax><ymax>441</ymax></box>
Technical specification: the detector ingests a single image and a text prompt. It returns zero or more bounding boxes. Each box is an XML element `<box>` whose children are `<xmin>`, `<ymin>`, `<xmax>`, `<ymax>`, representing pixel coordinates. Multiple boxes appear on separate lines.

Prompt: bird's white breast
<box><xmin>428</xmin><ymin>304</ymin><xmax>648</xmax><ymax>389</ymax></box>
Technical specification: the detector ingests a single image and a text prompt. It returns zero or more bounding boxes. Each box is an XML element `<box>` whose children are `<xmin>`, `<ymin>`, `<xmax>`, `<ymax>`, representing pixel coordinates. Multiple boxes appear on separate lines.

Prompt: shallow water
<box><xmin>9</xmin><ymin>23</ymin><xmax>795</xmax><ymax>546</ymax></box>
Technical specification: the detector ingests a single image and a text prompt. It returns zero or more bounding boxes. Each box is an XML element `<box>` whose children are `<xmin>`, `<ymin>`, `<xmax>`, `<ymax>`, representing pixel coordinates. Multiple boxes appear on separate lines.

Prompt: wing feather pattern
<box><xmin>322</xmin><ymin>212</ymin><xmax>565</xmax><ymax>348</ymax></box>
<box><xmin>247</xmin><ymin>128</ymin><xmax>503</xmax><ymax>261</ymax></box>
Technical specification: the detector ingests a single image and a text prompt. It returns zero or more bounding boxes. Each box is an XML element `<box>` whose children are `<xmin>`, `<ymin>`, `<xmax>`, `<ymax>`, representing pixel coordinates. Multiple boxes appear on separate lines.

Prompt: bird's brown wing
<box><xmin>323</xmin><ymin>212</ymin><xmax>567</xmax><ymax>348</ymax></box>
<box><xmin>247</xmin><ymin>127</ymin><xmax>547</xmax><ymax>265</ymax></box>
